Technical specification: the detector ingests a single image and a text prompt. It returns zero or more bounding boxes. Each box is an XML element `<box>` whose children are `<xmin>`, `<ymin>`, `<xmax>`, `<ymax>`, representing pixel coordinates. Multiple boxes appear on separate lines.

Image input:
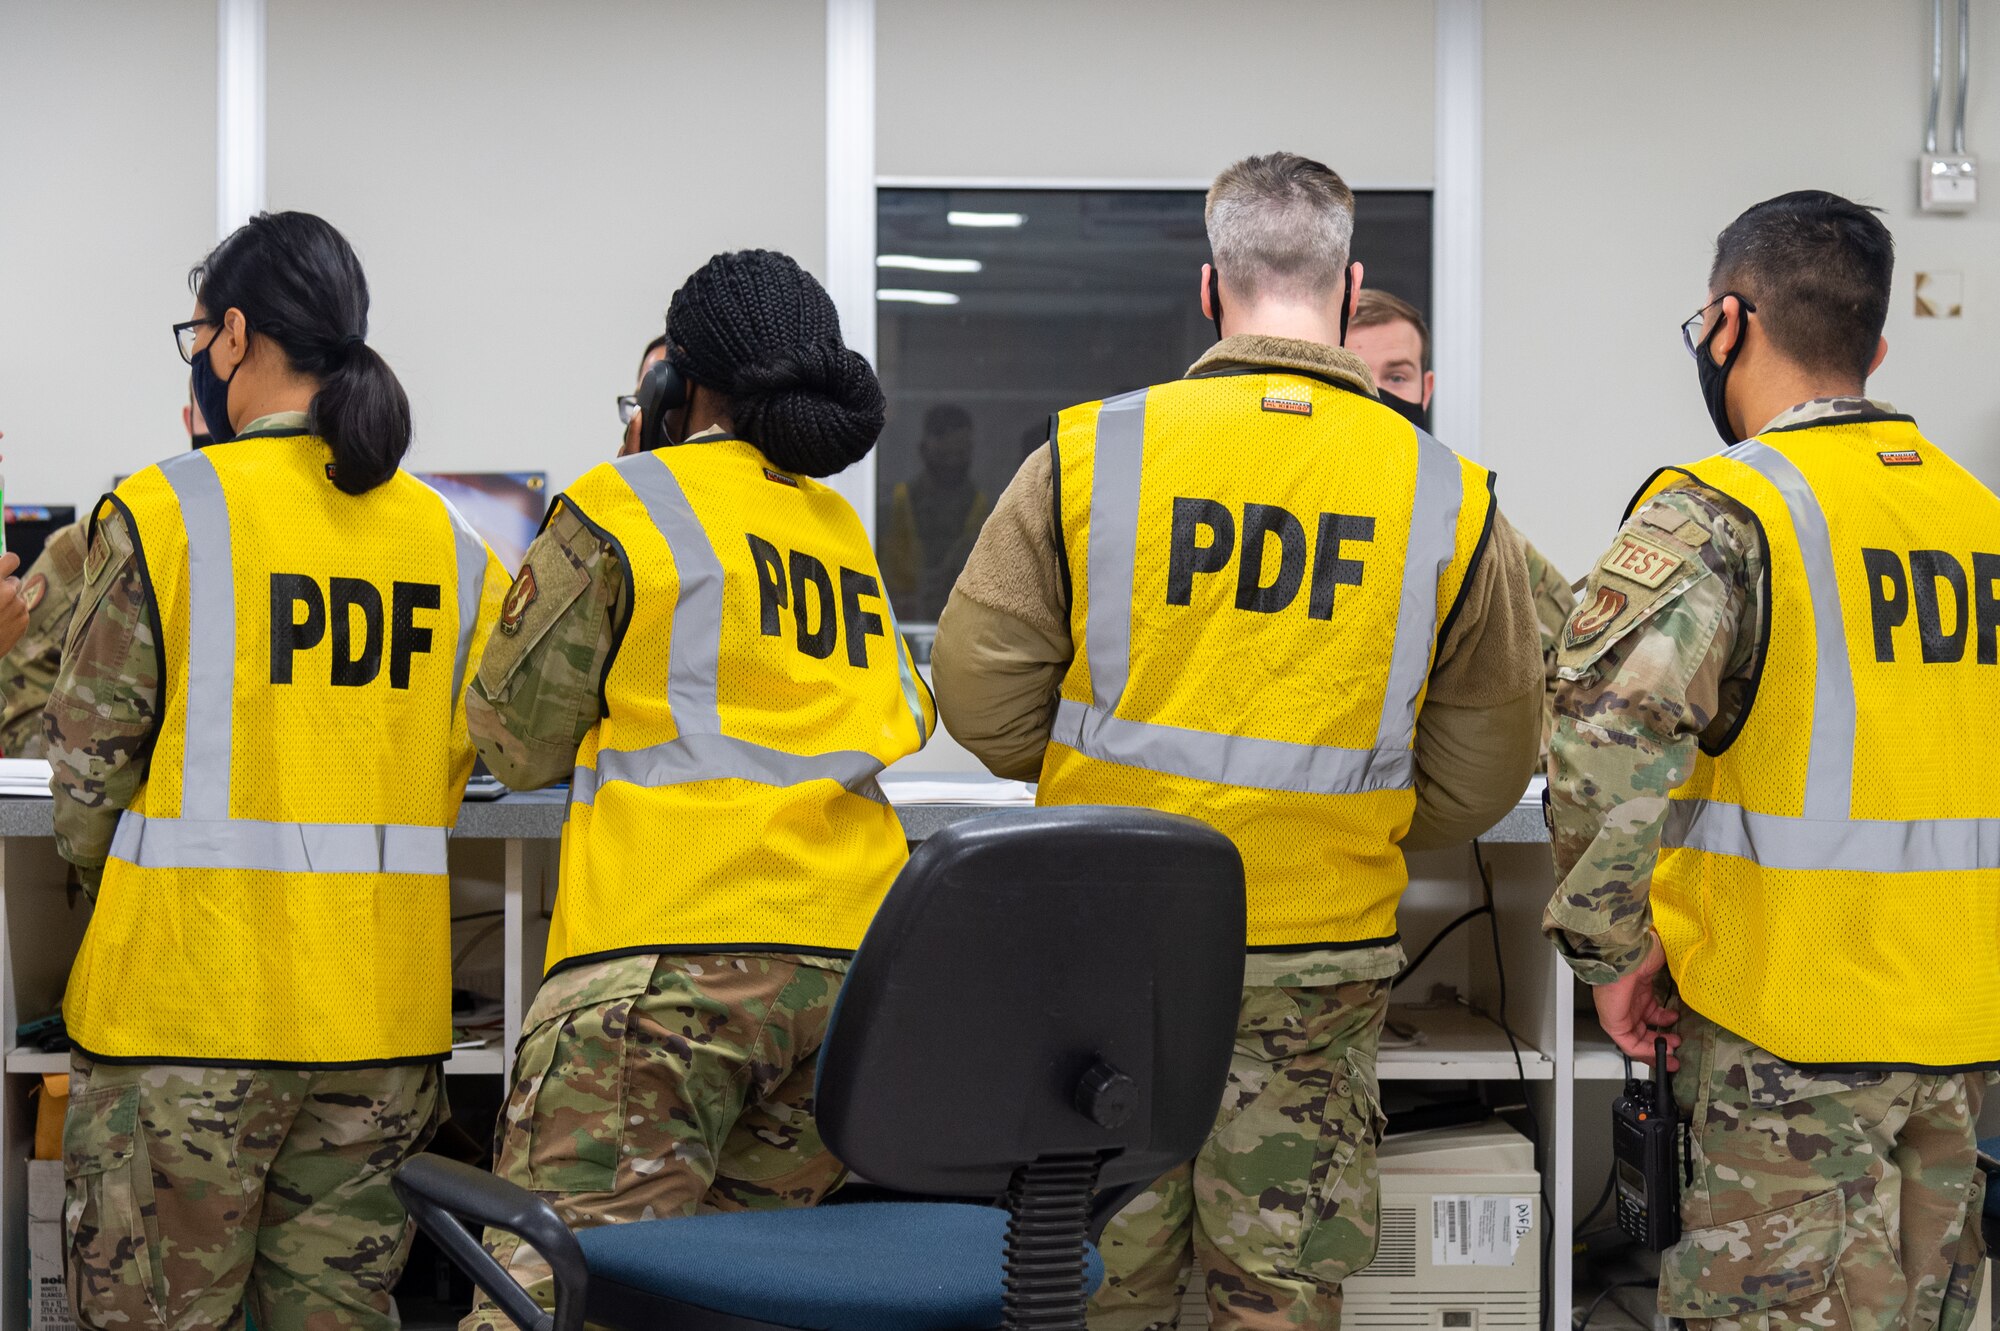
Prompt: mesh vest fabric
<box><xmin>64</xmin><ymin>433</ymin><xmax>509</xmax><ymax>1067</ymax></box>
<box><xmin>1636</xmin><ymin>416</ymin><xmax>2000</xmax><ymax>1068</ymax></box>
<box><xmin>547</xmin><ymin>440</ymin><xmax>934</xmax><ymax>972</ymax></box>
<box><xmin>1037</xmin><ymin>374</ymin><xmax>1494</xmax><ymax>949</ymax></box>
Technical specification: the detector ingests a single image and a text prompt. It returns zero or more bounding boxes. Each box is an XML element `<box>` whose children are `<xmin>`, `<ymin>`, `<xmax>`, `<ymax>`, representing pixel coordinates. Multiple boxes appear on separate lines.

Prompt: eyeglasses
<box><xmin>1680</xmin><ymin>292</ymin><xmax>1756</xmax><ymax>359</ymax></box>
<box><xmin>173</xmin><ymin>318</ymin><xmax>221</xmax><ymax>364</ymax></box>
<box><xmin>617</xmin><ymin>394</ymin><xmax>640</xmax><ymax>426</ymax></box>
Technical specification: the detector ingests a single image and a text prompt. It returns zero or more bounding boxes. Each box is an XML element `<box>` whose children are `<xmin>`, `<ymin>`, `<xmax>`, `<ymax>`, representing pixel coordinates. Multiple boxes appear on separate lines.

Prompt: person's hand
<box><xmin>0</xmin><ymin>551</ymin><xmax>27</xmax><ymax>658</ymax></box>
<box><xmin>1592</xmin><ymin>929</ymin><xmax>1681</xmax><ymax>1070</ymax></box>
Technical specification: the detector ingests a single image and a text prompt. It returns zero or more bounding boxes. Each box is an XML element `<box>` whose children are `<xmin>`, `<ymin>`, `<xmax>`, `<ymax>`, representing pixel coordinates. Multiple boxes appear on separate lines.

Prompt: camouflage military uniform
<box><xmin>1519</xmin><ymin>539</ymin><xmax>1574</xmax><ymax>761</ymax></box>
<box><xmin>0</xmin><ymin>518</ymin><xmax>87</xmax><ymax>757</ymax></box>
<box><xmin>1092</xmin><ymin>981</ymin><xmax>1390</xmax><ymax>1331</ymax></box>
<box><xmin>463</xmin><ymin>436</ymin><xmax>853</xmax><ymax>1331</ymax></box>
<box><xmin>47</xmin><ymin>411</ymin><xmax>452</xmax><ymax>1331</ymax></box>
<box><xmin>1542</xmin><ymin>397</ymin><xmax>1989</xmax><ymax>1331</ymax></box>
<box><xmin>64</xmin><ymin>1056</ymin><xmax>441</xmax><ymax>1331</ymax></box>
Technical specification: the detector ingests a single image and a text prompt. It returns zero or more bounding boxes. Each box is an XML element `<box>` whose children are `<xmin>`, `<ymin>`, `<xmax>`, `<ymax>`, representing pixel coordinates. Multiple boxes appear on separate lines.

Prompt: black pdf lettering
<box><xmin>329</xmin><ymin>577</ymin><xmax>384</xmax><ymax>687</ymax></box>
<box><xmin>1167</xmin><ymin>498</ymin><xmax>1234</xmax><ymax>606</ymax></box>
<box><xmin>789</xmin><ymin>551</ymin><xmax>837</xmax><ymax>659</ymax></box>
<box><xmin>747</xmin><ymin>534</ymin><xmax>787</xmax><ymax>637</ymax></box>
<box><xmin>1308</xmin><ymin>514</ymin><xmax>1375</xmax><ymax>620</ymax></box>
<box><xmin>839</xmin><ymin>567</ymin><xmax>885</xmax><ymax>668</ymax></box>
<box><xmin>269</xmin><ymin>573</ymin><xmax>325</xmax><ymax>684</ymax></box>
<box><xmin>1861</xmin><ymin>548</ymin><xmax>1909</xmax><ymax>663</ymax></box>
<box><xmin>1234</xmin><ymin>503</ymin><xmax>1307</xmax><ymax>614</ymax></box>
<box><xmin>1910</xmin><ymin>550</ymin><xmax>1969</xmax><ymax>664</ymax></box>
<box><xmin>389</xmin><ymin>582</ymin><xmax>441</xmax><ymax>689</ymax></box>
<box><xmin>1974</xmin><ymin>552</ymin><xmax>2000</xmax><ymax>666</ymax></box>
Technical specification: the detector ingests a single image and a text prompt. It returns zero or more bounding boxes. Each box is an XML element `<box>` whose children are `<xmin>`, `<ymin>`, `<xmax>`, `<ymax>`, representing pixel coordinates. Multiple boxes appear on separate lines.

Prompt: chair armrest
<box><xmin>393</xmin><ymin>1155</ymin><xmax>586</xmax><ymax>1331</ymax></box>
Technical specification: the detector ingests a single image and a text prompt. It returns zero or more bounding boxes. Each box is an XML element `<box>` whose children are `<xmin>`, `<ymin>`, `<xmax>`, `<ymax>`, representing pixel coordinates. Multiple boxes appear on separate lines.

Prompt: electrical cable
<box><xmin>1929</xmin><ymin>0</ymin><xmax>1944</xmax><ymax>153</ymax></box>
<box><xmin>1955</xmin><ymin>0</ymin><xmax>1969</xmax><ymax>155</ymax></box>
<box><xmin>1392</xmin><ymin>904</ymin><xmax>1492</xmax><ymax>988</ymax></box>
<box><xmin>452</xmin><ymin>919</ymin><xmax>506</xmax><ymax>972</ymax></box>
<box><xmin>1576</xmin><ymin>1279</ymin><xmax>1658</xmax><ymax>1331</ymax></box>
<box><xmin>1471</xmin><ymin>839</ymin><xmax>1555</xmax><ymax>1331</ymax></box>
<box><xmin>1575</xmin><ymin>1163</ymin><xmax>1616</xmax><ymax>1237</ymax></box>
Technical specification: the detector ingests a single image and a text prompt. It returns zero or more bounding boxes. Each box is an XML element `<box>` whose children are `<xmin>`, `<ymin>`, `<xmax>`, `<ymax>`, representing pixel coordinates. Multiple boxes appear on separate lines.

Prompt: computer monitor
<box><xmin>3</xmin><ymin>506</ymin><xmax>78</xmax><ymax>571</ymax></box>
<box><xmin>418</xmin><ymin>472</ymin><xmax>548</xmax><ymax>572</ymax></box>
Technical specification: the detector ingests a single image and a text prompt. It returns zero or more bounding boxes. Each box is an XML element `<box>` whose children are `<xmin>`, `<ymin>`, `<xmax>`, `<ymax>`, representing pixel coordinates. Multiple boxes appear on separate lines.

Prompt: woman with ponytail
<box><xmin>462</xmin><ymin>250</ymin><xmax>933</xmax><ymax>1329</ymax></box>
<box><xmin>47</xmin><ymin>212</ymin><xmax>510</xmax><ymax>1331</ymax></box>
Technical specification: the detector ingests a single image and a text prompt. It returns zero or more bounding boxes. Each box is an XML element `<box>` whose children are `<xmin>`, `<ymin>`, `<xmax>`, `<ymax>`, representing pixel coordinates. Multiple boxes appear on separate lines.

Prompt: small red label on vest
<box><xmin>1261</xmin><ymin>385</ymin><xmax>1313</xmax><ymax>416</ymax></box>
<box><xmin>763</xmin><ymin>467</ymin><xmax>800</xmax><ymax>487</ymax></box>
<box><xmin>1878</xmin><ymin>449</ymin><xmax>1922</xmax><ymax>466</ymax></box>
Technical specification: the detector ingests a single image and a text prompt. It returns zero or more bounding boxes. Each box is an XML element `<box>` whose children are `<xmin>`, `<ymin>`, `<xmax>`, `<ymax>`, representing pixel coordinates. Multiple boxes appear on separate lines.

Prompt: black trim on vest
<box><xmin>553</xmin><ymin>495</ymin><xmax>634</xmax><ymax>721</ymax></box>
<box><xmin>1759</xmin><ymin>409</ymin><xmax>1915</xmax><ymax>436</ymax></box>
<box><xmin>1048</xmin><ymin>411</ymin><xmax>1072</xmax><ymax>614</ymax></box>
<box><xmin>71</xmin><ymin>1041</ymin><xmax>449</xmax><ymax>1072</ymax></box>
<box><xmin>1245</xmin><ymin>932</ymin><xmax>1402</xmax><ymax>955</ymax></box>
<box><xmin>545</xmin><ymin>942</ymin><xmax>855</xmax><ymax>980</ymax></box>
<box><xmin>1435</xmin><ymin>471</ymin><xmax>1499</xmax><ymax>654</ymax></box>
<box><xmin>102</xmin><ymin>493</ymin><xmax>168</xmax><ymax>775</ymax></box>
<box><xmin>1621</xmin><ymin>465</ymin><xmax>1772</xmax><ymax>758</ymax></box>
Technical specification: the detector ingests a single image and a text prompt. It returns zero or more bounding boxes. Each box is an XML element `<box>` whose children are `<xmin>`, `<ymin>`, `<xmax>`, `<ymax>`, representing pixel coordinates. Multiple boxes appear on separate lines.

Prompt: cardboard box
<box><xmin>27</xmin><ymin>1160</ymin><xmax>76</xmax><ymax>1331</ymax></box>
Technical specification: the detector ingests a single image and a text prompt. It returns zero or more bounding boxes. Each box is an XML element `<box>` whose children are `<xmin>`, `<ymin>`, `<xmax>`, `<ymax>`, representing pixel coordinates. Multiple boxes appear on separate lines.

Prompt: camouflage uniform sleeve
<box><xmin>1542</xmin><ymin>485</ymin><xmax>1764</xmax><ymax>984</ymax></box>
<box><xmin>44</xmin><ymin>509</ymin><xmax>161</xmax><ymax>883</ymax></box>
<box><xmin>467</xmin><ymin>501</ymin><xmax>624</xmax><ymax>790</ymax></box>
<box><xmin>0</xmin><ymin>520</ymin><xmax>90</xmax><ymax>758</ymax></box>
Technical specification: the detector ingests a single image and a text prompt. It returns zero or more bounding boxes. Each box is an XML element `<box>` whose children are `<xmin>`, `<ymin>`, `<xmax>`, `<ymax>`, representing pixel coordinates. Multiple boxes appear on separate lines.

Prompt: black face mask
<box><xmin>189</xmin><ymin>432</ymin><xmax>214</xmax><ymax>450</ymax></box>
<box><xmin>1693</xmin><ymin>296</ymin><xmax>1755</xmax><ymax>446</ymax></box>
<box><xmin>1377</xmin><ymin>388</ymin><xmax>1430</xmax><ymax>434</ymax></box>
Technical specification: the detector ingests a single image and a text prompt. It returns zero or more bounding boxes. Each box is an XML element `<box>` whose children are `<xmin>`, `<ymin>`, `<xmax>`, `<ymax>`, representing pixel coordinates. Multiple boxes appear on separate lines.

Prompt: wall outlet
<box><xmin>1920</xmin><ymin>154</ymin><xmax>1978</xmax><ymax>212</ymax></box>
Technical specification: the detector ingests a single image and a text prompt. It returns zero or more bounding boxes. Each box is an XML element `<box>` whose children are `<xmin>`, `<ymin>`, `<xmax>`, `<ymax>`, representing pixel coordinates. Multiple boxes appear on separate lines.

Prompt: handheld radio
<box><xmin>1611</xmin><ymin>1035</ymin><xmax>1685</xmax><ymax>1251</ymax></box>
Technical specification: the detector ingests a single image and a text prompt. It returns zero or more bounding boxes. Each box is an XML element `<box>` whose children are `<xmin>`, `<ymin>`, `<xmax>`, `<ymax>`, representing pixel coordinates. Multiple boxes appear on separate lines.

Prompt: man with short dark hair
<box><xmin>1546</xmin><ymin>190</ymin><xmax>1999</xmax><ymax>1331</ymax></box>
<box><xmin>1348</xmin><ymin>289</ymin><xmax>1575</xmax><ymax>756</ymax></box>
<box><xmin>934</xmin><ymin>151</ymin><xmax>1542</xmax><ymax>1331</ymax></box>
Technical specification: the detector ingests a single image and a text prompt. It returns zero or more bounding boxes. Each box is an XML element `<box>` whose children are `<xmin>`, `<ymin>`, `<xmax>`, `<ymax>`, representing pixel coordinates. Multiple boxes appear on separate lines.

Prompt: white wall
<box><xmin>1484</xmin><ymin>0</ymin><xmax>2000</xmax><ymax>580</ymax></box>
<box><xmin>266</xmin><ymin>0</ymin><xmax>826</xmax><ymax>498</ymax></box>
<box><xmin>0</xmin><ymin>1</ymin><xmax>215</xmax><ymax>512</ymax></box>
<box><xmin>877</xmin><ymin>0</ymin><xmax>1434</xmax><ymax>184</ymax></box>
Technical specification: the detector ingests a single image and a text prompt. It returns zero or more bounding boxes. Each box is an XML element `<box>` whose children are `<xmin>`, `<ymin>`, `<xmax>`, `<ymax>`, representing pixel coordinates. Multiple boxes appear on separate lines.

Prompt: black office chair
<box><xmin>396</xmin><ymin>806</ymin><xmax>1246</xmax><ymax>1331</ymax></box>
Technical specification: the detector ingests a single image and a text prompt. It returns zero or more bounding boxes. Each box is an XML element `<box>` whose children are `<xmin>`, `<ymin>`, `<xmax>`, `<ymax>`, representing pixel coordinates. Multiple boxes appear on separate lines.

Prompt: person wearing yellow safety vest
<box><xmin>932</xmin><ymin>152</ymin><xmax>1543</xmax><ymax>1331</ymax></box>
<box><xmin>44</xmin><ymin>211</ymin><xmax>509</xmax><ymax>1331</ymax></box>
<box><xmin>460</xmin><ymin>250</ymin><xmax>934</xmax><ymax>1331</ymax></box>
<box><xmin>1544</xmin><ymin>191</ymin><xmax>2000</xmax><ymax>1331</ymax></box>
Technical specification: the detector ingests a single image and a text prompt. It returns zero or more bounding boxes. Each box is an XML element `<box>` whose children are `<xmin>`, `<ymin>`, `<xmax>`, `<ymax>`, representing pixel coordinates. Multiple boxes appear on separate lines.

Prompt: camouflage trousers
<box><xmin>1090</xmin><ymin>980</ymin><xmax>1390</xmax><ymax>1331</ymax></box>
<box><xmin>464</xmin><ymin>953</ymin><xmax>843</xmax><ymax>1331</ymax></box>
<box><xmin>1663</xmin><ymin>1006</ymin><xmax>1989</xmax><ymax>1331</ymax></box>
<box><xmin>63</xmin><ymin>1055</ymin><xmax>443</xmax><ymax>1331</ymax></box>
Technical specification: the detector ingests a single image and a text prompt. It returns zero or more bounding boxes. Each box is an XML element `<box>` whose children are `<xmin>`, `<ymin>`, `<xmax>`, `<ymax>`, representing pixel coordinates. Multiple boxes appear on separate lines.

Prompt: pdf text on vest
<box><xmin>746</xmin><ymin>533</ymin><xmax>887</xmax><ymax>667</ymax></box>
<box><xmin>1167</xmin><ymin>498</ymin><xmax>1375</xmax><ymax>618</ymax></box>
<box><xmin>1861</xmin><ymin>547</ymin><xmax>2000</xmax><ymax>664</ymax></box>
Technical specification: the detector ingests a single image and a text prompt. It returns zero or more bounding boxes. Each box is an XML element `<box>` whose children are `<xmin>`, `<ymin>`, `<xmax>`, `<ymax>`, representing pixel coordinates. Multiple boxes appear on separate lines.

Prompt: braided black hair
<box><xmin>666</xmin><ymin>250</ymin><xmax>885</xmax><ymax>477</ymax></box>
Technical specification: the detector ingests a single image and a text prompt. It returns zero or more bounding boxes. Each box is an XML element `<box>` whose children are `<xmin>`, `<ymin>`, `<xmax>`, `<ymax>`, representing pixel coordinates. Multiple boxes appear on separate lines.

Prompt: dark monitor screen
<box><xmin>4</xmin><ymin>506</ymin><xmax>79</xmax><ymax>572</ymax></box>
<box><xmin>417</xmin><ymin>472</ymin><xmax>548</xmax><ymax>572</ymax></box>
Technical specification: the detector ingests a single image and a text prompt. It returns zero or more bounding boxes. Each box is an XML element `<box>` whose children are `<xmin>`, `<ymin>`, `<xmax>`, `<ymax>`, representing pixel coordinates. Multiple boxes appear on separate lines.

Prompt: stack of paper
<box><xmin>879</xmin><ymin>775</ymin><xmax>1036</xmax><ymax>806</ymax></box>
<box><xmin>0</xmin><ymin>759</ymin><xmax>52</xmax><ymax>798</ymax></box>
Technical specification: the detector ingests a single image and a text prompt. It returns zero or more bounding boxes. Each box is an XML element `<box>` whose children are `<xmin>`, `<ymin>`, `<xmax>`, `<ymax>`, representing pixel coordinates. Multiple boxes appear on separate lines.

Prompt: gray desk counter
<box><xmin>0</xmin><ymin>784</ymin><xmax>1551</xmax><ymax>843</ymax></box>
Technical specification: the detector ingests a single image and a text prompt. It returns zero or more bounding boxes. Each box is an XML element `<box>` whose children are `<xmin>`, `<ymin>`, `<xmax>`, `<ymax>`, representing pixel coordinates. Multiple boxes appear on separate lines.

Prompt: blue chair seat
<box><xmin>575</xmin><ymin>1202</ymin><xmax>1105</xmax><ymax>1331</ymax></box>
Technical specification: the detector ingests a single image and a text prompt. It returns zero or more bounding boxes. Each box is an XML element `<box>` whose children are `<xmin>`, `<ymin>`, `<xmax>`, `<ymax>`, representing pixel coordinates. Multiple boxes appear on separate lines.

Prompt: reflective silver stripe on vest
<box><xmin>1083</xmin><ymin>389</ymin><xmax>1149</xmax><ymax>709</ymax></box>
<box><xmin>572</xmin><ymin>452</ymin><xmax>893</xmax><ymax>805</ymax></box>
<box><xmin>1376</xmin><ymin>427</ymin><xmax>1463</xmax><ymax>751</ymax></box>
<box><xmin>124</xmin><ymin>456</ymin><xmax>453</xmax><ymax>877</ymax></box>
<box><xmin>1730</xmin><ymin>442</ymin><xmax>1856</xmax><ymax>820</ymax></box>
<box><xmin>111</xmin><ymin>811</ymin><xmax>449</xmax><ymax>875</ymax></box>
<box><xmin>1663</xmin><ymin>799</ymin><xmax>2000</xmax><ymax>874</ymax></box>
<box><xmin>158</xmin><ymin>452</ymin><xmax>235</xmax><ymax>821</ymax></box>
<box><xmin>1065</xmin><ymin>398</ymin><xmax>1460</xmax><ymax>792</ymax></box>
<box><xmin>1051</xmin><ymin>697</ymin><xmax>1413</xmax><ymax>796</ymax></box>
<box><xmin>570</xmin><ymin>734</ymin><xmax>890</xmax><ymax>807</ymax></box>
<box><xmin>433</xmin><ymin>489</ymin><xmax>491</xmax><ymax>706</ymax></box>
<box><xmin>616</xmin><ymin>453</ymin><xmax>724</xmax><ymax>735</ymax></box>
<box><xmin>884</xmin><ymin>601</ymin><xmax>931</xmax><ymax>743</ymax></box>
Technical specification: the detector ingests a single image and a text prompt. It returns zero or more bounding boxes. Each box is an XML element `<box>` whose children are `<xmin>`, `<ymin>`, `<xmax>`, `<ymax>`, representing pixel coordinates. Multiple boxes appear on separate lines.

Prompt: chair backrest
<box><xmin>815</xmin><ymin>806</ymin><xmax>1245</xmax><ymax>1202</ymax></box>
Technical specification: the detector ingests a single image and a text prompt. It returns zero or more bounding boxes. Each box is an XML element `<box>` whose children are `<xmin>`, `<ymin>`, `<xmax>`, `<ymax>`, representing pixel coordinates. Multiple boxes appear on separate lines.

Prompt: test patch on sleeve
<box><xmin>1601</xmin><ymin>531</ymin><xmax>1684</xmax><ymax>589</ymax></box>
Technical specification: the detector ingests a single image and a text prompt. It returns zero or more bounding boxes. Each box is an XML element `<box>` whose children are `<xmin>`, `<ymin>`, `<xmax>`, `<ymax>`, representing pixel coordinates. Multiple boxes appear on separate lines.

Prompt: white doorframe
<box><xmin>1433</xmin><ymin>0</ymin><xmax>1483</xmax><ymax>461</ymax></box>
<box><xmin>824</xmin><ymin>0</ymin><xmax>878</xmax><ymax>531</ymax></box>
<box><xmin>216</xmin><ymin>0</ymin><xmax>266</xmax><ymax>239</ymax></box>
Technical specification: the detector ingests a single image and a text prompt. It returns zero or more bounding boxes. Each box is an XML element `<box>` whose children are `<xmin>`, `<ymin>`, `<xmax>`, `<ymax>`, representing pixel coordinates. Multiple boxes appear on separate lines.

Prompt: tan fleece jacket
<box><xmin>932</xmin><ymin>334</ymin><xmax>1542</xmax><ymax>853</ymax></box>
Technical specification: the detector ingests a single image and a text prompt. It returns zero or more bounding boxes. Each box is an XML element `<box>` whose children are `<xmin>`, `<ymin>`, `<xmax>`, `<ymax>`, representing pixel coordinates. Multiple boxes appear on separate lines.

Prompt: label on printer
<box><xmin>1431</xmin><ymin>1195</ymin><xmax>1533</xmax><ymax>1267</ymax></box>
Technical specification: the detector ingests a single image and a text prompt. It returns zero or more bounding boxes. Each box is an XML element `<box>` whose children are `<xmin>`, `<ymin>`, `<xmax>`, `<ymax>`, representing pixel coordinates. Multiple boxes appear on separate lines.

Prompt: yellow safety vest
<box><xmin>1636</xmin><ymin>415</ymin><xmax>2000</xmax><ymax>1068</ymax></box>
<box><xmin>1038</xmin><ymin>372</ymin><xmax>1495</xmax><ymax>949</ymax></box>
<box><xmin>65</xmin><ymin>431</ymin><xmax>508</xmax><ymax>1067</ymax></box>
<box><xmin>548</xmin><ymin>439</ymin><xmax>934</xmax><ymax>972</ymax></box>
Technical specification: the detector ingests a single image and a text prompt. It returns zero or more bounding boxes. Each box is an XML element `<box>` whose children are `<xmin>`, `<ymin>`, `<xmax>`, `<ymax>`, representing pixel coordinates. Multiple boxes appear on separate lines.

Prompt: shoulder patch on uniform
<box><xmin>1672</xmin><ymin>520</ymin><xmax>1711</xmax><ymax>547</ymax></box>
<box><xmin>1563</xmin><ymin>584</ymin><xmax>1625</xmax><ymax>648</ymax></box>
<box><xmin>498</xmin><ymin>566</ymin><xmax>538</xmax><ymax>635</ymax></box>
<box><xmin>1638</xmin><ymin>506</ymin><xmax>1683</xmax><ymax>534</ymax></box>
<box><xmin>19</xmin><ymin>575</ymin><xmax>45</xmax><ymax>614</ymax></box>
<box><xmin>1600</xmin><ymin>531</ymin><xmax>1686</xmax><ymax>589</ymax></box>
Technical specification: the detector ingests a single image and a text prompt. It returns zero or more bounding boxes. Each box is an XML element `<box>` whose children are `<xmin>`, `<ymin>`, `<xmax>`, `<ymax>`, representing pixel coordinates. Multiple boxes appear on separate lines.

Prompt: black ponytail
<box><xmin>191</xmin><ymin>211</ymin><xmax>411</xmax><ymax>495</ymax></box>
<box><xmin>666</xmin><ymin>250</ymin><xmax>885</xmax><ymax>478</ymax></box>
